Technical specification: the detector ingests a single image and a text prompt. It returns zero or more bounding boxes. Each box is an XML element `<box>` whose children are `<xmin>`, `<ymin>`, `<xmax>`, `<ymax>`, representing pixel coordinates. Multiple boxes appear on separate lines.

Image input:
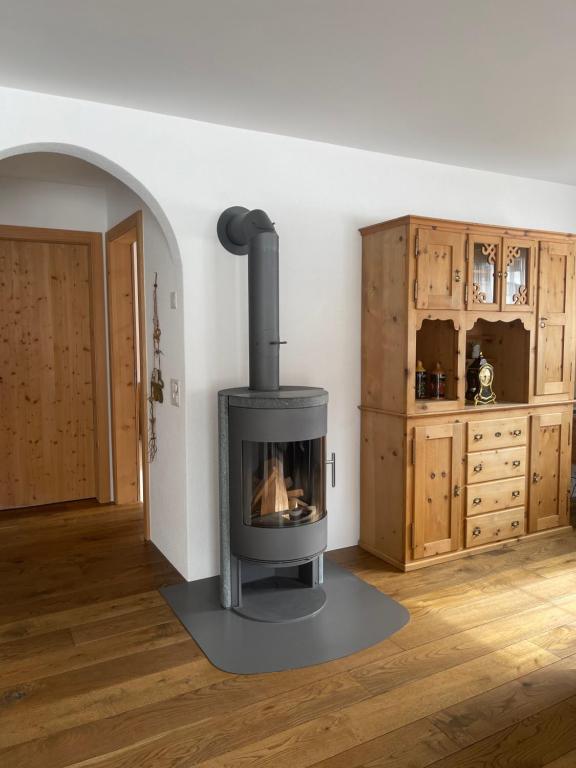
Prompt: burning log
<box><xmin>257</xmin><ymin>456</ymin><xmax>289</xmax><ymax>516</ymax></box>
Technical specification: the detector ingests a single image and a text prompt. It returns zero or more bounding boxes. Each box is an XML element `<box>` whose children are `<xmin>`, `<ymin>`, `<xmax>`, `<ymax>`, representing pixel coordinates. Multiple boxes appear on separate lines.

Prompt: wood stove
<box><xmin>217</xmin><ymin>207</ymin><xmax>330</xmax><ymax>622</ymax></box>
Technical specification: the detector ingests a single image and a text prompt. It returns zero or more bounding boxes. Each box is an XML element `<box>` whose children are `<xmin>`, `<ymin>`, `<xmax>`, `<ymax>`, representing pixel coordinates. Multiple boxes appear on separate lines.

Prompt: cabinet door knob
<box><xmin>472</xmin><ymin>526</ymin><xmax>482</xmax><ymax>537</ymax></box>
<box><xmin>533</xmin><ymin>472</ymin><xmax>542</xmax><ymax>483</ymax></box>
<box><xmin>454</xmin><ymin>485</ymin><xmax>461</xmax><ymax>497</ymax></box>
<box><xmin>473</xmin><ymin>463</ymin><xmax>483</xmax><ymax>473</ymax></box>
<box><xmin>512</xmin><ymin>490</ymin><xmax>520</xmax><ymax>498</ymax></box>
<box><xmin>512</xmin><ymin>460</ymin><xmax>521</xmax><ymax>468</ymax></box>
<box><xmin>473</xmin><ymin>497</ymin><xmax>482</xmax><ymax>505</ymax></box>
<box><xmin>540</xmin><ymin>317</ymin><xmax>548</xmax><ymax>328</ymax></box>
<box><xmin>454</xmin><ymin>269</ymin><xmax>462</xmax><ymax>282</ymax></box>
<box><xmin>473</xmin><ymin>433</ymin><xmax>483</xmax><ymax>441</ymax></box>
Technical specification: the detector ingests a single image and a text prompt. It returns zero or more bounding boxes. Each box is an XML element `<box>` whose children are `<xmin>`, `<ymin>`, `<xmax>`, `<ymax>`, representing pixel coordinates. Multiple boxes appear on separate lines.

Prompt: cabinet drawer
<box><xmin>466</xmin><ymin>476</ymin><xmax>526</xmax><ymax>515</ymax></box>
<box><xmin>467</xmin><ymin>416</ymin><xmax>528</xmax><ymax>452</ymax></box>
<box><xmin>466</xmin><ymin>508</ymin><xmax>526</xmax><ymax>548</ymax></box>
<box><xmin>466</xmin><ymin>446</ymin><xmax>526</xmax><ymax>484</ymax></box>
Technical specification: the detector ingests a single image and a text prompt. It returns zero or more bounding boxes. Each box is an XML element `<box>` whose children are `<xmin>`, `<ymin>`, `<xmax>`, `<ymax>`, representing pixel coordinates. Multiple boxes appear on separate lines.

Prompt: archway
<box><xmin>0</xmin><ymin>145</ymin><xmax>188</xmax><ymax>575</ymax></box>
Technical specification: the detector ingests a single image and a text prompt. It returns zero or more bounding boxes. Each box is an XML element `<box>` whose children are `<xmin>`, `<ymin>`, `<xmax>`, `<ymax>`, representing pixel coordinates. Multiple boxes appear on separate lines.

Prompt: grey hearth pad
<box><xmin>160</xmin><ymin>559</ymin><xmax>410</xmax><ymax>674</ymax></box>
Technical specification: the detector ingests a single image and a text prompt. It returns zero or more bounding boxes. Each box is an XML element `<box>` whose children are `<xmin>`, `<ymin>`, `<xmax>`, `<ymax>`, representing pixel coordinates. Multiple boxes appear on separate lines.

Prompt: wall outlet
<box><xmin>170</xmin><ymin>378</ymin><xmax>180</xmax><ymax>407</ymax></box>
<box><xmin>170</xmin><ymin>291</ymin><xmax>178</xmax><ymax>309</ymax></box>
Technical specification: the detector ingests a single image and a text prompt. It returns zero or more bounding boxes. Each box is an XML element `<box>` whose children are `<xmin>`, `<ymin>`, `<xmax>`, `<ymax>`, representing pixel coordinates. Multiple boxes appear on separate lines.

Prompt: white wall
<box><xmin>0</xmin><ymin>175</ymin><xmax>107</xmax><ymax>230</ymax></box>
<box><xmin>1</xmin><ymin>86</ymin><xmax>576</xmax><ymax>581</ymax></box>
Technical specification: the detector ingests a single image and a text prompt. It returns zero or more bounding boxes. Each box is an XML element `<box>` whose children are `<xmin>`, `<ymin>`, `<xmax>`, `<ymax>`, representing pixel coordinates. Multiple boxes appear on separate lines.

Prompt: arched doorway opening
<box><xmin>0</xmin><ymin>147</ymin><xmax>185</xmax><ymax>565</ymax></box>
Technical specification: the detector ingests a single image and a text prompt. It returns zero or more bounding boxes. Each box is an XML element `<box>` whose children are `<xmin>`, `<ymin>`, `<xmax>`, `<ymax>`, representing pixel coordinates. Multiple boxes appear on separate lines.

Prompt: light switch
<box><xmin>170</xmin><ymin>291</ymin><xmax>178</xmax><ymax>309</ymax></box>
<box><xmin>170</xmin><ymin>379</ymin><xmax>180</xmax><ymax>407</ymax></box>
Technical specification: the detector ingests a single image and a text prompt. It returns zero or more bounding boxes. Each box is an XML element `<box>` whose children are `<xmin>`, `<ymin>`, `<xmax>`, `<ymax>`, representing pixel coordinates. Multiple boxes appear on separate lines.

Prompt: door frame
<box><xmin>106</xmin><ymin>212</ymin><xmax>150</xmax><ymax>537</ymax></box>
<box><xmin>0</xmin><ymin>224</ymin><xmax>112</xmax><ymax>503</ymax></box>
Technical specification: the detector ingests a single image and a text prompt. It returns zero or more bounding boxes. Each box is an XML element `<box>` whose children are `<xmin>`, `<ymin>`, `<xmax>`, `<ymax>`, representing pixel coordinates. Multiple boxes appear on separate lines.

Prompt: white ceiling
<box><xmin>1</xmin><ymin>0</ymin><xmax>576</xmax><ymax>184</ymax></box>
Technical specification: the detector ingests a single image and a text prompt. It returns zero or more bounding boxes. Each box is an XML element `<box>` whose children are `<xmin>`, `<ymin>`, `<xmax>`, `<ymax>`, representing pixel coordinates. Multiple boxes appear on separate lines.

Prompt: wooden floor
<box><xmin>2</xmin><ymin>504</ymin><xmax>576</xmax><ymax>767</ymax></box>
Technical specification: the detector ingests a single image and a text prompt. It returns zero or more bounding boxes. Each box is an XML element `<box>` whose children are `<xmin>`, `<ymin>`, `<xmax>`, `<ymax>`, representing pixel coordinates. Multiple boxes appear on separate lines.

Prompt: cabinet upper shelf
<box><xmin>360</xmin><ymin>214</ymin><xmax>576</xmax><ymax>415</ymax></box>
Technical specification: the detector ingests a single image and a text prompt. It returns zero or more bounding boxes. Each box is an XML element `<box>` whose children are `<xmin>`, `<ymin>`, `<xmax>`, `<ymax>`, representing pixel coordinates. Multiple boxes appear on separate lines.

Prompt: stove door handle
<box><xmin>326</xmin><ymin>452</ymin><xmax>336</xmax><ymax>488</ymax></box>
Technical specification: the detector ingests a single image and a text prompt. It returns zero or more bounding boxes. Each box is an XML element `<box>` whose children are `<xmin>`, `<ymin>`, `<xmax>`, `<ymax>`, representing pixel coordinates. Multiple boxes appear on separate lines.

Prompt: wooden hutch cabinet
<box><xmin>360</xmin><ymin>215</ymin><xmax>575</xmax><ymax>571</ymax></box>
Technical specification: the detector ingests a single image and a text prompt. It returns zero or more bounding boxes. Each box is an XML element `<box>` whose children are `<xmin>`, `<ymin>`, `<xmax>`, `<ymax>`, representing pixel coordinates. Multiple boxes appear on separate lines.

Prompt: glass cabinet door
<box><xmin>466</xmin><ymin>235</ymin><xmax>500</xmax><ymax>310</ymax></box>
<box><xmin>501</xmin><ymin>238</ymin><xmax>535</xmax><ymax>312</ymax></box>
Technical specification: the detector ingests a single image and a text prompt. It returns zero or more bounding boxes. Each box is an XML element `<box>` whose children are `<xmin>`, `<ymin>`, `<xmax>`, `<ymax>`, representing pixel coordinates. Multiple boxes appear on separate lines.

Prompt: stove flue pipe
<box><xmin>217</xmin><ymin>207</ymin><xmax>282</xmax><ymax>391</ymax></box>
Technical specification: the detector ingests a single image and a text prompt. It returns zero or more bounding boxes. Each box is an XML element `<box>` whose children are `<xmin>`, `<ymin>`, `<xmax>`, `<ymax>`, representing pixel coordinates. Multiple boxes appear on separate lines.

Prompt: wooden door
<box><xmin>107</xmin><ymin>213</ymin><xmax>149</xmax><ymax>526</ymax></box>
<box><xmin>412</xmin><ymin>422</ymin><xmax>463</xmax><ymax>559</ymax></box>
<box><xmin>466</xmin><ymin>234</ymin><xmax>501</xmax><ymax>311</ymax></box>
<box><xmin>535</xmin><ymin>241</ymin><xmax>575</xmax><ymax>395</ymax></box>
<box><xmin>501</xmin><ymin>238</ymin><xmax>536</xmax><ymax>312</ymax></box>
<box><xmin>529</xmin><ymin>411</ymin><xmax>571</xmax><ymax>532</ymax></box>
<box><xmin>0</xmin><ymin>232</ymin><xmax>108</xmax><ymax>509</ymax></box>
<box><xmin>415</xmin><ymin>229</ymin><xmax>466</xmax><ymax>310</ymax></box>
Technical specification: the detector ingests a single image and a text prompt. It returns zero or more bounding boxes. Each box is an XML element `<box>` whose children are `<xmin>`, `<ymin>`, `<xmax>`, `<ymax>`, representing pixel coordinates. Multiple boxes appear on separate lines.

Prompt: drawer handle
<box><xmin>473</xmin><ymin>463</ymin><xmax>483</xmax><ymax>473</ymax></box>
<box><xmin>511</xmin><ymin>520</ymin><xmax>520</xmax><ymax>529</ymax></box>
<box><xmin>512</xmin><ymin>429</ymin><xmax>522</xmax><ymax>437</ymax></box>
<box><xmin>512</xmin><ymin>460</ymin><xmax>521</xmax><ymax>468</ymax></box>
<box><xmin>473</xmin><ymin>433</ymin><xmax>483</xmax><ymax>442</ymax></box>
<box><xmin>472</xmin><ymin>526</ymin><xmax>482</xmax><ymax>537</ymax></box>
<box><xmin>454</xmin><ymin>484</ymin><xmax>461</xmax><ymax>497</ymax></box>
<box><xmin>473</xmin><ymin>497</ymin><xmax>482</xmax><ymax>505</ymax></box>
<box><xmin>454</xmin><ymin>269</ymin><xmax>462</xmax><ymax>283</ymax></box>
<box><xmin>512</xmin><ymin>490</ymin><xmax>521</xmax><ymax>498</ymax></box>
<box><xmin>533</xmin><ymin>472</ymin><xmax>542</xmax><ymax>483</ymax></box>
<box><xmin>495</xmin><ymin>431</ymin><xmax>502</xmax><ymax>437</ymax></box>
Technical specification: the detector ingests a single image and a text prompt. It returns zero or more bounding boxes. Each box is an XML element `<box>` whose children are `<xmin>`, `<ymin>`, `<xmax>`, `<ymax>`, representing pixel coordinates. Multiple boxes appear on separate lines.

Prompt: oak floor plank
<box><xmin>102</xmin><ymin>641</ymin><xmax>556</xmax><ymax>768</ymax></box>
<box><xmin>429</xmin><ymin>653</ymin><xmax>576</xmax><ymax>749</ymax></box>
<box><xmin>1</xmin><ymin>501</ymin><xmax>575</xmax><ymax>768</ymax></box>
<box><xmin>543</xmin><ymin>749</ymin><xmax>576</xmax><ymax>767</ymax></box>
<box><xmin>531</xmin><ymin>623</ymin><xmax>576</xmax><ymax>659</ymax></box>
<box><xmin>393</xmin><ymin>587</ymin><xmax>545</xmax><ymax>650</ymax></box>
<box><xmin>427</xmin><ymin>695</ymin><xmax>576</xmax><ymax>767</ymax></box>
<box><xmin>308</xmin><ymin>718</ymin><xmax>459</xmax><ymax>767</ymax></box>
<box><xmin>350</xmin><ymin>603</ymin><xmax>572</xmax><ymax>695</ymax></box>
<box><xmin>0</xmin><ymin>591</ymin><xmax>166</xmax><ymax>644</ymax></box>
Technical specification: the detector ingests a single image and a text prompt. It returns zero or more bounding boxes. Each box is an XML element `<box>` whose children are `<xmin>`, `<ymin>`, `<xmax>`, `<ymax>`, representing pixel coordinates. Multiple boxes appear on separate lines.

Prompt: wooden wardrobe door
<box><xmin>415</xmin><ymin>229</ymin><xmax>466</xmax><ymax>310</ymax></box>
<box><xmin>529</xmin><ymin>412</ymin><xmax>571</xmax><ymax>532</ymax></box>
<box><xmin>0</xmin><ymin>239</ymin><xmax>96</xmax><ymax>509</ymax></box>
<box><xmin>412</xmin><ymin>422</ymin><xmax>463</xmax><ymax>559</ymax></box>
<box><xmin>535</xmin><ymin>241</ymin><xmax>575</xmax><ymax>395</ymax></box>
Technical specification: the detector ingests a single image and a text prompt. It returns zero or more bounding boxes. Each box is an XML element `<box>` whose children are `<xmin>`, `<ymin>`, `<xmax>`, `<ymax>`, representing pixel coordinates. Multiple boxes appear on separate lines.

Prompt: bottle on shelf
<box><xmin>415</xmin><ymin>360</ymin><xmax>427</xmax><ymax>399</ymax></box>
<box><xmin>429</xmin><ymin>361</ymin><xmax>446</xmax><ymax>399</ymax></box>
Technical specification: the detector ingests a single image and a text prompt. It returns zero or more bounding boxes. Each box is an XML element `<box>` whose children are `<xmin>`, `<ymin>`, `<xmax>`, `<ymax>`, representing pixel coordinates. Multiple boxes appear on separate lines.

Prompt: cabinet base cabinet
<box><xmin>359</xmin><ymin>404</ymin><xmax>573</xmax><ymax>571</ymax></box>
